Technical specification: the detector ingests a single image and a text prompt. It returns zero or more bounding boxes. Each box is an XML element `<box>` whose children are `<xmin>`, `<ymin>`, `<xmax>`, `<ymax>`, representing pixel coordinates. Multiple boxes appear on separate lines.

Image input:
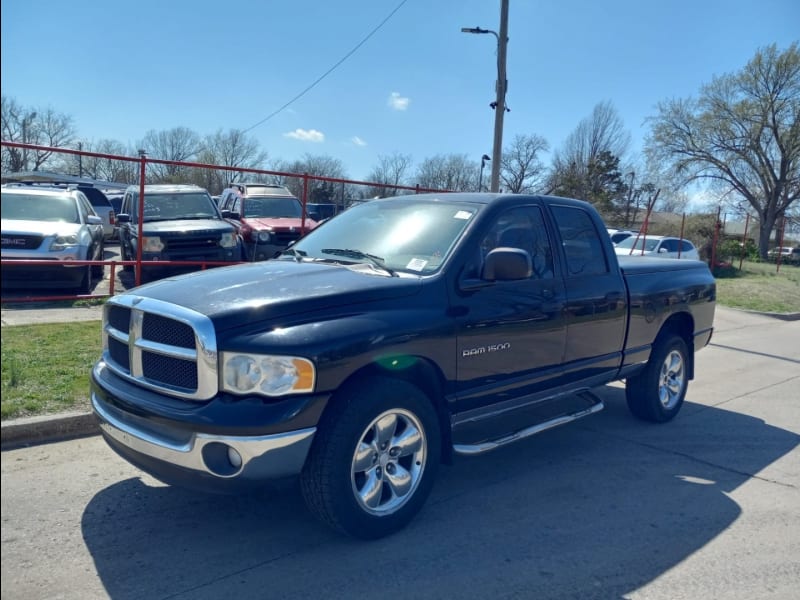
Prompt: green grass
<box><xmin>714</xmin><ymin>261</ymin><xmax>800</xmax><ymax>313</ymax></box>
<box><xmin>1</xmin><ymin>321</ymin><xmax>102</xmax><ymax>420</ymax></box>
<box><xmin>1</xmin><ymin>262</ymin><xmax>798</xmax><ymax>422</ymax></box>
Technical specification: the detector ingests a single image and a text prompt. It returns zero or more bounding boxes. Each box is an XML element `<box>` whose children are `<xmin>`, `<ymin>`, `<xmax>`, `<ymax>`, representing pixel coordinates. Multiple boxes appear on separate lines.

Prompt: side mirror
<box><xmin>117</xmin><ymin>214</ymin><xmax>131</xmax><ymax>223</ymax></box>
<box><xmin>482</xmin><ymin>248</ymin><xmax>532</xmax><ymax>281</ymax></box>
<box><xmin>658</xmin><ymin>247</ymin><xmax>669</xmax><ymax>254</ymax></box>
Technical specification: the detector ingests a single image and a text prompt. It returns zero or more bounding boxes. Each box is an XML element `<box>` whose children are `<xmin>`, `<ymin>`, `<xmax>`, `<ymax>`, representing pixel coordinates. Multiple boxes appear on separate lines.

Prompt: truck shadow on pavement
<box><xmin>80</xmin><ymin>387</ymin><xmax>799</xmax><ymax>599</ymax></box>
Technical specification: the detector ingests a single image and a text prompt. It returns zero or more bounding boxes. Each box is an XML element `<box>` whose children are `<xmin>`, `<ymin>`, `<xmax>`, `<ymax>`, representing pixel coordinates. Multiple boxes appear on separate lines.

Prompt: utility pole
<box><xmin>490</xmin><ymin>0</ymin><xmax>509</xmax><ymax>193</ymax></box>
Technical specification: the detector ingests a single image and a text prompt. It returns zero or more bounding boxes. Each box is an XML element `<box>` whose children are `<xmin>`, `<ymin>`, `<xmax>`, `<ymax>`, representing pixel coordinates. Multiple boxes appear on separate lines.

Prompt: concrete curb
<box><xmin>1</xmin><ymin>411</ymin><xmax>99</xmax><ymax>451</ymax></box>
<box><xmin>734</xmin><ymin>309</ymin><xmax>800</xmax><ymax>321</ymax></box>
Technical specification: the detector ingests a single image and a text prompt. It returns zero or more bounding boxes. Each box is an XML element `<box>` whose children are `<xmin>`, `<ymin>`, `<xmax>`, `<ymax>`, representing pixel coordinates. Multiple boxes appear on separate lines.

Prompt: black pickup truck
<box><xmin>91</xmin><ymin>193</ymin><xmax>716</xmax><ymax>539</ymax></box>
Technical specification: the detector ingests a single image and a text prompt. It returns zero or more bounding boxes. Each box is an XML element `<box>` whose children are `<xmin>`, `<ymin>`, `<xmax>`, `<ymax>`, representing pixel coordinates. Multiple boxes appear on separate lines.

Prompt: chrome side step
<box><xmin>452</xmin><ymin>392</ymin><xmax>604</xmax><ymax>456</ymax></box>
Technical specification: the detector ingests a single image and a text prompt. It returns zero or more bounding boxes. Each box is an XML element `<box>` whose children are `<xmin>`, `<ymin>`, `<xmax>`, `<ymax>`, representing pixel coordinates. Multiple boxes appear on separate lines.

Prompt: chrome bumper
<box><xmin>92</xmin><ymin>393</ymin><xmax>315</xmax><ymax>481</ymax></box>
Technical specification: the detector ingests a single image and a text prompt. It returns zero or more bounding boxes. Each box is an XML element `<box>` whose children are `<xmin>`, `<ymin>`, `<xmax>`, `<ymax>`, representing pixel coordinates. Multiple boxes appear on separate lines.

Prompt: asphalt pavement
<box><xmin>2</xmin><ymin>303</ymin><xmax>798</xmax><ymax>600</ymax></box>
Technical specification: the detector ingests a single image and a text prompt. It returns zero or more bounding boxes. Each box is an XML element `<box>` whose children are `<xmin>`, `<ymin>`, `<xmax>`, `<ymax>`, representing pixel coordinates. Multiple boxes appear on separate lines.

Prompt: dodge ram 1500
<box><xmin>91</xmin><ymin>192</ymin><xmax>716</xmax><ymax>539</ymax></box>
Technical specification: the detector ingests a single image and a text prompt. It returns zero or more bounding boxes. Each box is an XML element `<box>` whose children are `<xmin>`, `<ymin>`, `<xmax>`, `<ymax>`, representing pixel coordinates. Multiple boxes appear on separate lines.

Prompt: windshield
<box><xmin>135</xmin><ymin>193</ymin><xmax>218</xmax><ymax>221</ymax></box>
<box><xmin>615</xmin><ymin>236</ymin><xmax>660</xmax><ymax>252</ymax></box>
<box><xmin>1</xmin><ymin>192</ymin><xmax>79</xmax><ymax>223</ymax></box>
<box><xmin>242</xmin><ymin>196</ymin><xmax>302</xmax><ymax>218</ymax></box>
<box><xmin>285</xmin><ymin>197</ymin><xmax>479</xmax><ymax>275</ymax></box>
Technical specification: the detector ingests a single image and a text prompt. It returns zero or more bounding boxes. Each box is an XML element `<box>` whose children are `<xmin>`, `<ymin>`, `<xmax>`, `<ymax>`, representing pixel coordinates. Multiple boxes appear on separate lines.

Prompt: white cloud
<box><xmin>388</xmin><ymin>92</ymin><xmax>410</xmax><ymax>111</ymax></box>
<box><xmin>351</xmin><ymin>136</ymin><xmax>367</xmax><ymax>146</ymax></box>
<box><xmin>284</xmin><ymin>128</ymin><xmax>325</xmax><ymax>142</ymax></box>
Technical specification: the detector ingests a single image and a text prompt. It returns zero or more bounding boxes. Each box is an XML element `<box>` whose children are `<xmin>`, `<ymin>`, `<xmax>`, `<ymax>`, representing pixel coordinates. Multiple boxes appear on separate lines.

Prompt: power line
<box><xmin>242</xmin><ymin>0</ymin><xmax>410</xmax><ymax>134</ymax></box>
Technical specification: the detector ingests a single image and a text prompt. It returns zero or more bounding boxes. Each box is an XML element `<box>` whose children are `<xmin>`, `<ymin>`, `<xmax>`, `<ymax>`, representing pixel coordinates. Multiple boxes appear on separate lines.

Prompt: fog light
<box><xmin>227</xmin><ymin>447</ymin><xmax>242</xmax><ymax>469</ymax></box>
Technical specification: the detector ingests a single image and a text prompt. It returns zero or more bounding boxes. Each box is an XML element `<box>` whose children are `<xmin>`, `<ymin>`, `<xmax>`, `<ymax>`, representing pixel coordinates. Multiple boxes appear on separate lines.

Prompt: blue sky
<box><xmin>2</xmin><ymin>0</ymin><xmax>798</xmax><ymax>181</ymax></box>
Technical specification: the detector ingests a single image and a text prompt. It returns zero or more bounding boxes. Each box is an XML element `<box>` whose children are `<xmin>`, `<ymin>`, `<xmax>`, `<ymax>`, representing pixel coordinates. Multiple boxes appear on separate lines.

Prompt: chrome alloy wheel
<box><xmin>351</xmin><ymin>408</ymin><xmax>427</xmax><ymax>515</ymax></box>
<box><xmin>658</xmin><ymin>349</ymin><xmax>686</xmax><ymax>409</ymax></box>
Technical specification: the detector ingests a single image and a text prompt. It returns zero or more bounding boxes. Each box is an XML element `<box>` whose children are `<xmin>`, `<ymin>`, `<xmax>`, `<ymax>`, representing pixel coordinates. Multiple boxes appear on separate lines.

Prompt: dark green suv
<box><xmin>117</xmin><ymin>184</ymin><xmax>242</xmax><ymax>281</ymax></box>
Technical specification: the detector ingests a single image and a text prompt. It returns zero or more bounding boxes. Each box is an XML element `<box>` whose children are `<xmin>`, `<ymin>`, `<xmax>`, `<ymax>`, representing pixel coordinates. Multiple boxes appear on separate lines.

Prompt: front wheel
<box><xmin>121</xmin><ymin>243</ymin><xmax>133</xmax><ymax>272</ymax></box>
<box><xmin>300</xmin><ymin>376</ymin><xmax>441</xmax><ymax>539</ymax></box>
<box><xmin>75</xmin><ymin>265</ymin><xmax>92</xmax><ymax>295</ymax></box>
<box><xmin>92</xmin><ymin>241</ymin><xmax>105</xmax><ymax>277</ymax></box>
<box><xmin>626</xmin><ymin>334</ymin><xmax>689</xmax><ymax>423</ymax></box>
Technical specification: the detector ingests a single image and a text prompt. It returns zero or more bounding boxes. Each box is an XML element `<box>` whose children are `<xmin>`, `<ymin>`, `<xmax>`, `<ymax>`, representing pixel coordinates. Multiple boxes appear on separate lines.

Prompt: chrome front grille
<box><xmin>102</xmin><ymin>296</ymin><xmax>218</xmax><ymax>400</ymax></box>
<box><xmin>1</xmin><ymin>234</ymin><xmax>44</xmax><ymax>250</ymax></box>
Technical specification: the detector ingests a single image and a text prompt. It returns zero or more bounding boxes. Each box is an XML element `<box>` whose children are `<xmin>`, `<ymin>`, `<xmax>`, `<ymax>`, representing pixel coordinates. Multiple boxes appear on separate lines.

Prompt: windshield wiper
<box><xmin>280</xmin><ymin>247</ymin><xmax>307</xmax><ymax>262</ymax></box>
<box><xmin>320</xmin><ymin>248</ymin><xmax>397</xmax><ymax>276</ymax></box>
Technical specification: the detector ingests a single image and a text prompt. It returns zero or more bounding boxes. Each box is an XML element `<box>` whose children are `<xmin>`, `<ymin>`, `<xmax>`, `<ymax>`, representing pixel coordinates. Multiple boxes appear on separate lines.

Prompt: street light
<box><xmin>478</xmin><ymin>154</ymin><xmax>491</xmax><ymax>191</ymax></box>
<box><xmin>21</xmin><ymin>111</ymin><xmax>37</xmax><ymax>171</ymax></box>
<box><xmin>461</xmin><ymin>0</ymin><xmax>509</xmax><ymax>193</ymax></box>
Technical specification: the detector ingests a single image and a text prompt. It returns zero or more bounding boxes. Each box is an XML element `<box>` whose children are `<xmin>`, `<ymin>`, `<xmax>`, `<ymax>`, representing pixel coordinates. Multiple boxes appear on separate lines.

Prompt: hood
<box><xmin>130</xmin><ymin>260</ymin><xmax>422</xmax><ymax>332</ymax></box>
<box><xmin>1</xmin><ymin>219</ymin><xmax>83</xmax><ymax>236</ymax></box>
<box><xmin>142</xmin><ymin>219</ymin><xmax>234</xmax><ymax>235</ymax></box>
<box><xmin>243</xmin><ymin>216</ymin><xmax>317</xmax><ymax>231</ymax></box>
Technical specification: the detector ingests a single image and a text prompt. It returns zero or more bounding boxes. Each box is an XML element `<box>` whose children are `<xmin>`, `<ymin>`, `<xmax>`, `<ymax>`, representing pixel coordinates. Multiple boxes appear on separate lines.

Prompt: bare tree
<box><xmin>500</xmin><ymin>134</ymin><xmax>549</xmax><ymax>193</ymax></box>
<box><xmin>365</xmin><ymin>152</ymin><xmax>413</xmax><ymax>197</ymax></box>
<box><xmin>646</xmin><ymin>43</ymin><xmax>800</xmax><ymax>258</ymax></box>
<box><xmin>414</xmin><ymin>154</ymin><xmax>477</xmax><ymax>192</ymax></box>
<box><xmin>139</xmin><ymin>127</ymin><xmax>203</xmax><ymax>182</ymax></box>
<box><xmin>548</xmin><ymin>100</ymin><xmax>631</xmax><ymax>203</ymax></box>
<box><xmin>193</xmin><ymin>129</ymin><xmax>269</xmax><ymax>193</ymax></box>
<box><xmin>273</xmin><ymin>154</ymin><xmax>349</xmax><ymax>204</ymax></box>
<box><xmin>1</xmin><ymin>97</ymin><xmax>76</xmax><ymax>172</ymax></box>
<box><xmin>63</xmin><ymin>139</ymin><xmax>140</xmax><ymax>184</ymax></box>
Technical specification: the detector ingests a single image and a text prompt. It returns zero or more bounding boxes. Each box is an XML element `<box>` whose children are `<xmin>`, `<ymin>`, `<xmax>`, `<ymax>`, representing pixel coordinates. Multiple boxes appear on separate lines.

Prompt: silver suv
<box><xmin>7</xmin><ymin>181</ymin><xmax>116</xmax><ymax>241</ymax></box>
<box><xmin>1</xmin><ymin>186</ymin><xmax>105</xmax><ymax>292</ymax></box>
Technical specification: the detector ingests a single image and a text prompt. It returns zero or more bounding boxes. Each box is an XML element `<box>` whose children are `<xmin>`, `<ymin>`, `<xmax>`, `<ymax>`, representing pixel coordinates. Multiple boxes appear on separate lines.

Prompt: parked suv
<box><xmin>1</xmin><ymin>185</ymin><xmax>105</xmax><ymax>292</ymax></box>
<box><xmin>768</xmin><ymin>246</ymin><xmax>799</xmax><ymax>264</ymax></box>
<box><xmin>7</xmin><ymin>180</ymin><xmax>117</xmax><ymax>241</ymax></box>
<box><xmin>117</xmin><ymin>184</ymin><xmax>242</xmax><ymax>281</ymax></box>
<box><xmin>218</xmin><ymin>183</ymin><xmax>319</xmax><ymax>261</ymax></box>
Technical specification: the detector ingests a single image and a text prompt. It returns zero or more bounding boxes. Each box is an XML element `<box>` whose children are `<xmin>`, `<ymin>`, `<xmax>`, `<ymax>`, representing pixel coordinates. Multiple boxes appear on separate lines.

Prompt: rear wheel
<box><xmin>300</xmin><ymin>376</ymin><xmax>441</xmax><ymax>539</ymax></box>
<box><xmin>626</xmin><ymin>334</ymin><xmax>689</xmax><ymax>423</ymax></box>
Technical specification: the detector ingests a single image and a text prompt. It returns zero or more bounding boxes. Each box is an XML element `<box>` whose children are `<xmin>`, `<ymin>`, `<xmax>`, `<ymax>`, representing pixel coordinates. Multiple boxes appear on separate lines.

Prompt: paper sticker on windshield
<box><xmin>454</xmin><ymin>211</ymin><xmax>472</xmax><ymax>220</ymax></box>
<box><xmin>406</xmin><ymin>258</ymin><xmax>428</xmax><ymax>271</ymax></box>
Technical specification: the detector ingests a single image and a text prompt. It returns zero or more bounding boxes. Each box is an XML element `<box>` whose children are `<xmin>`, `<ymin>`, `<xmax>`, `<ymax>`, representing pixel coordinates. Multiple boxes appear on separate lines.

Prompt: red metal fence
<box><xmin>1</xmin><ymin>142</ymin><xmax>444</xmax><ymax>303</ymax></box>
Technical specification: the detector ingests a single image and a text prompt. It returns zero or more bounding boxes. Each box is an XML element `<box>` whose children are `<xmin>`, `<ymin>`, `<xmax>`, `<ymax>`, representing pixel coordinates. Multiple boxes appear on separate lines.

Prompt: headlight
<box><xmin>221</xmin><ymin>353</ymin><xmax>315</xmax><ymax>396</ymax></box>
<box><xmin>142</xmin><ymin>236</ymin><xmax>164</xmax><ymax>252</ymax></box>
<box><xmin>256</xmin><ymin>230</ymin><xmax>272</xmax><ymax>243</ymax></box>
<box><xmin>49</xmin><ymin>234</ymin><xmax>79</xmax><ymax>251</ymax></box>
<box><xmin>220</xmin><ymin>232</ymin><xmax>238</xmax><ymax>248</ymax></box>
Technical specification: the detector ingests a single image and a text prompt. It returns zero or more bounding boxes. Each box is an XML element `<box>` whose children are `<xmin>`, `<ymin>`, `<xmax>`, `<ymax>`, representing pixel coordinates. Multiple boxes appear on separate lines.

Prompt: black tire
<box><xmin>92</xmin><ymin>241</ymin><xmax>105</xmax><ymax>278</ymax></box>
<box><xmin>300</xmin><ymin>376</ymin><xmax>441</xmax><ymax>539</ymax></box>
<box><xmin>626</xmin><ymin>334</ymin><xmax>689</xmax><ymax>423</ymax></box>
<box><xmin>76</xmin><ymin>265</ymin><xmax>92</xmax><ymax>295</ymax></box>
<box><xmin>121</xmin><ymin>243</ymin><xmax>133</xmax><ymax>272</ymax></box>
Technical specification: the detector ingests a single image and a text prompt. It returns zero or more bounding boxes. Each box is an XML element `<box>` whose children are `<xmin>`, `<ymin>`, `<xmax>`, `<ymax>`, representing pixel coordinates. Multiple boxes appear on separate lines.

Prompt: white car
<box><xmin>614</xmin><ymin>235</ymin><xmax>700</xmax><ymax>260</ymax></box>
<box><xmin>607</xmin><ymin>228</ymin><xmax>635</xmax><ymax>245</ymax></box>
